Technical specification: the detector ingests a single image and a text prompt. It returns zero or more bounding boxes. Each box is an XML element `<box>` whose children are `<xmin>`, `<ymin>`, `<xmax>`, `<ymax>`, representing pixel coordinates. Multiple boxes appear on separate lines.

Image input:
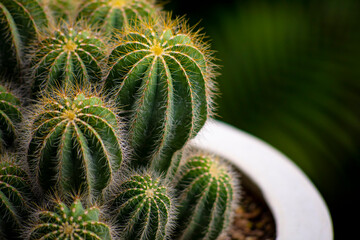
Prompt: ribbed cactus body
<box><xmin>105</xmin><ymin>18</ymin><xmax>216</xmax><ymax>173</ymax></box>
<box><xmin>28</xmin><ymin>198</ymin><xmax>112</xmax><ymax>240</ymax></box>
<box><xmin>111</xmin><ymin>174</ymin><xmax>173</xmax><ymax>240</ymax></box>
<box><xmin>0</xmin><ymin>85</ymin><xmax>22</xmax><ymax>151</ymax></box>
<box><xmin>175</xmin><ymin>155</ymin><xmax>237</xmax><ymax>240</ymax></box>
<box><xmin>40</xmin><ymin>0</ymin><xmax>82</xmax><ymax>24</ymax></box>
<box><xmin>27</xmin><ymin>90</ymin><xmax>124</xmax><ymax>199</ymax></box>
<box><xmin>78</xmin><ymin>0</ymin><xmax>156</xmax><ymax>34</ymax></box>
<box><xmin>0</xmin><ymin>0</ymin><xmax>48</xmax><ymax>74</ymax></box>
<box><xmin>30</xmin><ymin>26</ymin><xmax>106</xmax><ymax>97</ymax></box>
<box><xmin>0</xmin><ymin>154</ymin><xmax>31</xmax><ymax>229</ymax></box>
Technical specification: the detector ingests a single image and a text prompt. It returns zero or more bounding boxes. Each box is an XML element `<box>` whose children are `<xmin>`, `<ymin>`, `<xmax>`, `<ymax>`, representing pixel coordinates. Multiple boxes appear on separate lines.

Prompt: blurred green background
<box><xmin>166</xmin><ymin>0</ymin><xmax>360</xmax><ymax>238</ymax></box>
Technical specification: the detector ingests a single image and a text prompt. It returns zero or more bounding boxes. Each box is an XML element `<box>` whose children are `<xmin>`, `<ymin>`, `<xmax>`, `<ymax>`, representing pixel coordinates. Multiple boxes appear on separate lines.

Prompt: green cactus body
<box><xmin>175</xmin><ymin>155</ymin><xmax>237</xmax><ymax>240</ymax></box>
<box><xmin>30</xmin><ymin>26</ymin><xmax>107</xmax><ymax>97</ymax></box>
<box><xmin>40</xmin><ymin>0</ymin><xmax>83</xmax><ymax>24</ymax></box>
<box><xmin>111</xmin><ymin>174</ymin><xmax>173</xmax><ymax>240</ymax></box>
<box><xmin>28</xmin><ymin>198</ymin><xmax>112</xmax><ymax>240</ymax></box>
<box><xmin>27</xmin><ymin>90</ymin><xmax>124</xmax><ymax>200</ymax></box>
<box><xmin>105</xmin><ymin>17</ymin><xmax>216</xmax><ymax>173</ymax></box>
<box><xmin>78</xmin><ymin>0</ymin><xmax>156</xmax><ymax>34</ymax></box>
<box><xmin>0</xmin><ymin>85</ymin><xmax>22</xmax><ymax>151</ymax></box>
<box><xmin>0</xmin><ymin>154</ymin><xmax>31</xmax><ymax>230</ymax></box>
<box><xmin>0</xmin><ymin>0</ymin><xmax>48</xmax><ymax>74</ymax></box>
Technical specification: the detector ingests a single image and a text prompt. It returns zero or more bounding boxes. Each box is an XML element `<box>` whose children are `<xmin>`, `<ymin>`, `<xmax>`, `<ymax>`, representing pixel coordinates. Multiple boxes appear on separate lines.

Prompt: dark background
<box><xmin>165</xmin><ymin>0</ymin><xmax>360</xmax><ymax>239</ymax></box>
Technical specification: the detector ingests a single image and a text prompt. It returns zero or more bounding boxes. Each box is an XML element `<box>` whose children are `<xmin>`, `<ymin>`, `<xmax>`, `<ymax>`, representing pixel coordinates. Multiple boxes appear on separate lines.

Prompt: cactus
<box><xmin>105</xmin><ymin>16</ymin><xmax>217</xmax><ymax>173</ymax></box>
<box><xmin>0</xmin><ymin>0</ymin><xmax>48</xmax><ymax>75</ymax></box>
<box><xmin>0</xmin><ymin>153</ymin><xmax>31</xmax><ymax>237</ymax></box>
<box><xmin>0</xmin><ymin>84</ymin><xmax>22</xmax><ymax>152</ymax></box>
<box><xmin>78</xmin><ymin>0</ymin><xmax>157</xmax><ymax>34</ymax></box>
<box><xmin>27</xmin><ymin>198</ymin><xmax>112</xmax><ymax>240</ymax></box>
<box><xmin>39</xmin><ymin>0</ymin><xmax>83</xmax><ymax>24</ymax></box>
<box><xmin>174</xmin><ymin>154</ymin><xmax>238</xmax><ymax>240</ymax></box>
<box><xmin>27</xmin><ymin>89</ymin><xmax>124</xmax><ymax>200</ymax></box>
<box><xmin>29</xmin><ymin>25</ymin><xmax>107</xmax><ymax>97</ymax></box>
<box><xmin>0</xmin><ymin>1</ymin><xmax>241</xmax><ymax>239</ymax></box>
<box><xmin>110</xmin><ymin>173</ymin><xmax>174</xmax><ymax>240</ymax></box>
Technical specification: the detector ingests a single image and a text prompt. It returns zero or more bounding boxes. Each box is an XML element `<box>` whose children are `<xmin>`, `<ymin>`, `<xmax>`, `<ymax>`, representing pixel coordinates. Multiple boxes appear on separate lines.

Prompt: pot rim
<box><xmin>190</xmin><ymin>120</ymin><xmax>333</xmax><ymax>240</ymax></box>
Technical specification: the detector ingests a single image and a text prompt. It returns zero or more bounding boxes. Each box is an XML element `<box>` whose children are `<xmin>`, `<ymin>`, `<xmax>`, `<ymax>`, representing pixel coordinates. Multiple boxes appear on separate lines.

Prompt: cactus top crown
<box><xmin>109</xmin><ymin>0</ymin><xmax>130</xmax><ymax>8</ymax></box>
<box><xmin>30</xmin><ymin>25</ymin><xmax>107</xmax><ymax>95</ymax></box>
<box><xmin>28</xmin><ymin>198</ymin><xmax>112</xmax><ymax>240</ymax></box>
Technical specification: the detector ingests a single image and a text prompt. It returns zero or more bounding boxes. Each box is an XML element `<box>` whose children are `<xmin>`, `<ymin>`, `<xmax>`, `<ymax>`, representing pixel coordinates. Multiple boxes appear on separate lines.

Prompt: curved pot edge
<box><xmin>190</xmin><ymin>120</ymin><xmax>333</xmax><ymax>240</ymax></box>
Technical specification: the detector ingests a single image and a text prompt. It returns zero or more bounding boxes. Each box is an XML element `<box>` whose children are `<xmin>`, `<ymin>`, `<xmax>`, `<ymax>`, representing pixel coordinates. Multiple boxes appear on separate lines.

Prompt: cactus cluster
<box><xmin>0</xmin><ymin>0</ymin><xmax>240</xmax><ymax>240</ymax></box>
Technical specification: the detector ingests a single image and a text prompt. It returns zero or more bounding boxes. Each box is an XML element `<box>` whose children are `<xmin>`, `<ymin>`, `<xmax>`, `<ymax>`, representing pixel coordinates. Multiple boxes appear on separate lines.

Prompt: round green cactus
<box><xmin>27</xmin><ymin>89</ymin><xmax>124</xmax><ymax>200</ymax></box>
<box><xmin>0</xmin><ymin>153</ymin><xmax>31</xmax><ymax>235</ymax></box>
<box><xmin>27</xmin><ymin>198</ymin><xmax>112</xmax><ymax>240</ymax></box>
<box><xmin>78</xmin><ymin>0</ymin><xmax>157</xmax><ymax>34</ymax></box>
<box><xmin>110</xmin><ymin>173</ymin><xmax>174</xmax><ymax>240</ymax></box>
<box><xmin>105</xmin><ymin>16</ymin><xmax>217</xmax><ymax>173</ymax></box>
<box><xmin>174</xmin><ymin>154</ymin><xmax>238</xmax><ymax>240</ymax></box>
<box><xmin>0</xmin><ymin>84</ymin><xmax>22</xmax><ymax>152</ymax></box>
<box><xmin>29</xmin><ymin>25</ymin><xmax>107</xmax><ymax>97</ymax></box>
<box><xmin>0</xmin><ymin>0</ymin><xmax>48</xmax><ymax>75</ymax></box>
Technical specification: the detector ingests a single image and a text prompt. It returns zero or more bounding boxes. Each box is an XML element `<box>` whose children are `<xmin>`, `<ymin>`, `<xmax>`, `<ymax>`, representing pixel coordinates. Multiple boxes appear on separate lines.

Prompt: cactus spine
<box><xmin>174</xmin><ymin>155</ymin><xmax>237</xmax><ymax>240</ymax></box>
<box><xmin>29</xmin><ymin>25</ymin><xmax>107</xmax><ymax>97</ymax></box>
<box><xmin>0</xmin><ymin>85</ymin><xmax>22</xmax><ymax>152</ymax></box>
<box><xmin>0</xmin><ymin>0</ymin><xmax>48</xmax><ymax>74</ymax></box>
<box><xmin>27</xmin><ymin>89</ymin><xmax>124</xmax><ymax>200</ymax></box>
<box><xmin>110</xmin><ymin>174</ymin><xmax>174</xmax><ymax>240</ymax></box>
<box><xmin>105</xmin><ymin>16</ymin><xmax>216</xmax><ymax>173</ymax></box>
<box><xmin>78</xmin><ymin>0</ymin><xmax>157</xmax><ymax>34</ymax></box>
<box><xmin>27</xmin><ymin>198</ymin><xmax>112</xmax><ymax>240</ymax></box>
<box><xmin>0</xmin><ymin>154</ymin><xmax>31</xmax><ymax>231</ymax></box>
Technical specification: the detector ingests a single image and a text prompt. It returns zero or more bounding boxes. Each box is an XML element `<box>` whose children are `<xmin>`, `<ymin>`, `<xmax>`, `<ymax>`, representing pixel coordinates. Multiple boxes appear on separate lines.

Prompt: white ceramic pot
<box><xmin>191</xmin><ymin>120</ymin><xmax>333</xmax><ymax>240</ymax></box>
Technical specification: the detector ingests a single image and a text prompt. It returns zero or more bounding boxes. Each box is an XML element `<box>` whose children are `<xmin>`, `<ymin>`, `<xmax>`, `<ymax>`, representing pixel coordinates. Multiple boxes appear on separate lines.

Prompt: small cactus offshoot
<box><xmin>174</xmin><ymin>154</ymin><xmax>238</xmax><ymax>240</ymax></box>
<box><xmin>0</xmin><ymin>84</ymin><xmax>22</xmax><ymax>152</ymax></box>
<box><xmin>29</xmin><ymin>25</ymin><xmax>107</xmax><ymax>97</ymax></box>
<box><xmin>78</xmin><ymin>0</ymin><xmax>157</xmax><ymax>34</ymax></box>
<box><xmin>27</xmin><ymin>89</ymin><xmax>124</xmax><ymax>200</ymax></box>
<box><xmin>27</xmin><ymin>198</ymin><xmax>112</xmax><ymax>240</ymax></box>
<box><xmin>0</xmin><ymin>153</ymin><xmax>31</xmax><ymax>231</ymax></box>
<box><xmin>110</xmin><ymin>173</ymin><xmax>174</xmax><ymax>240</ymax></box>
<box><xmin>105</xmin><ymin>16</ymin><xmax>217</xmax><ymax>173</ymax></box>
<box><xmin>0</xmin><ymin>0</ymin><xmax>48</xmax><ymax>75</ymax></box>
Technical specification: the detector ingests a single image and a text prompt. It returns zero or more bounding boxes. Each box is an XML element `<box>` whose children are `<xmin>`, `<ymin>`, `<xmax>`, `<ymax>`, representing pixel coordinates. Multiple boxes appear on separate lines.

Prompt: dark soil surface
<box><xmin>220</xmin><ymin>179</ymin><xmax>277</xmax><ymax>240</ymax></box>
